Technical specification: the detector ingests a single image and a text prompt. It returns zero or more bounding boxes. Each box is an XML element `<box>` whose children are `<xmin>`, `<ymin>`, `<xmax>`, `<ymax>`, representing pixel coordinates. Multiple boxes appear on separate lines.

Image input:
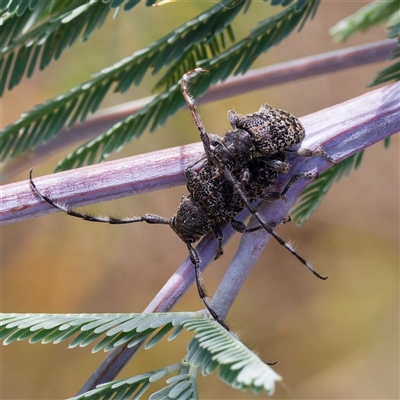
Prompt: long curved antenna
<box><xmin>30</xmin><ymin>168</ymin><xmax>231</xmax><ymax>331</ymax></box>
<box><xmin>29</xmin><ymin>169</ymin><xmax>171</xmax><ymax>226</ymax></box>
<box><xmin>223</xmin><ymin>168</ymin><xmax>328</xmax><ymax>280</ymax></box>
<box><xmin>181</xmin><ymin>68</ymin><xmax>214</xmax><ymax>162</ymax></box>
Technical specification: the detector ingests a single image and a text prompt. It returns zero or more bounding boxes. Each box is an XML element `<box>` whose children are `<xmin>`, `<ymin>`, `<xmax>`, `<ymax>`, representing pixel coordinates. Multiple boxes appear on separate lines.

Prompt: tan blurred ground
<box><xmin>1</xmin><ymin>2</ymin><xmax>399</xmax><ymax>399</ymax></box>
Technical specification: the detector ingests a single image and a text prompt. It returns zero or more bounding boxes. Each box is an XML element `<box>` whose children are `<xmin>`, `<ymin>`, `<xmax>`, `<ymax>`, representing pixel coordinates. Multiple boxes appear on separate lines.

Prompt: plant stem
<box><xmin>75</xmin><ymin>81</ymin><xmax>400</xmax><ymax>392</ymax></box>
<box><xmin>3</xmin><ymin>39</ymin><xmax>396</xmax><ymax>181</ymax></box>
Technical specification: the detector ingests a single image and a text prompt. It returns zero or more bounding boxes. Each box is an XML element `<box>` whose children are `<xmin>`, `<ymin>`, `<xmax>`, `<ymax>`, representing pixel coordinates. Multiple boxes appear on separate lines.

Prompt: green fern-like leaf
<box><xmin>54</xmin><ymin>68</ymin><xmax>212</xmax><ymax>171</ymax></box>
<box><xmin>290</xmin><ymin>151</ymin><xmax>364</xmax><ymax>225</ymax></box>
<box><xmin>1</xmin><ymin>1</ymin><xmax>109</xmax><ymax>95</ymax></box>
<box><xmin>0</xmin><ymin>0</ymin><xmax>53</xmax><ymax>15</ymax></box>
<box><xmin>54</xmin><ymin>0</ymin><xmax>321</xmax><ymax>170</ymax></box>
<box><xmin>2</xmin><ymin>313</ymin><xmax>282</xmax><ymax>397</ymax></box>
<box><xmin>153</xmin><ymin>24</ymin><xmax>236</xmax><ymax>92</ymax></box>
<box><xmin>63</xmin><ymin>317</ymin><xmax>281</xmax><ymax>399</ymax></box>
<box><xmin>1</xmin><ymin>0</ymin><xmax>320</xmax><ymax>169</ymax></box>
<box><xmin>67</xmin><ymin>363</ymin><xmax>184</xmax><ymax>400</ymax></box>
<box><xmin>149</xmin><ymin>363</ymin><xmax>199</xmax><ymax>400</ymax></box>
<box><xmin>184</xmin><ymin>319</ymin><xmax>281</xmax><ymax>394</ymax></box>
<box><xmin>0</xmin><ymin>1</ymin><xmax>157</xmax><ymax>95</ymax></box>
<box><xmin>0</xmin><ymin>312</ymin><xmax>203</xmax><ymax>350</ymax></box>
<box><xmin>201</xmin><ymin>0</ymin><xmax>321</xmax><ymax>76</ymax></box>
<box><xmin>330</xmin><ymin>0</ymin><xmax>400</xmax><ymax>86</ymax></box>
<box><xmin>0</xmin><ymin>0</ymin><xmax>245</xmax><ymax>165</ymax></box>
<box><xmin>330</xmin><ymin>0</ymin><xmax>399</xmax><ymax>43</ymax></box>
<box><xmin>369</xmin><ymin>30</ymin><xmax>400</xmax><ymax>86</ymax></box>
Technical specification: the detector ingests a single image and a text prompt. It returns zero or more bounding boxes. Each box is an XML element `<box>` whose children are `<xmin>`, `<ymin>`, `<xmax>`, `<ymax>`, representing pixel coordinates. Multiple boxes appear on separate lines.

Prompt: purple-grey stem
<box><xmin>77</xmin><ymin>82</ymin><xmax>400</xmax><ymax>392</ymax></box>
<box><xmin>2</xmin><ymin>39</ymin><xmax>396</xmax><ymax>181</ymax></box>
<box><xmin>2</xmin><ymin>83</ymin><xmax>398</xmax><ymax>391</ymax></box>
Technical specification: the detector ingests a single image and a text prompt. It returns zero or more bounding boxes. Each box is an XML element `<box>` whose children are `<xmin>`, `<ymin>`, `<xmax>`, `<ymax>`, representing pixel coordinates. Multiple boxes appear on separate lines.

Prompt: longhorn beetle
<box><xmin>29</xmin><ymin>68</ymin><xmax>335</xmax><ymax>330</ymax></box>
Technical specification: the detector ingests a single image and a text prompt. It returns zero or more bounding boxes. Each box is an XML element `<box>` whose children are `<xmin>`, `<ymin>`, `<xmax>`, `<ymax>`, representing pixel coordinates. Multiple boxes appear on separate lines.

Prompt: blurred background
<box><xmin>2</xmin><ymin>2</ymin><xmax>398</xmax><ymax>399</ymax></box>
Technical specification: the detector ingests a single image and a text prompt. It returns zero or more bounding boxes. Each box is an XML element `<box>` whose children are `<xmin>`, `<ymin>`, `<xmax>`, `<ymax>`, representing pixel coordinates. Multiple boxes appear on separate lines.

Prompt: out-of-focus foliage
<box><xmin>330</xmin><ymin>0</ymin><xmax>400</xmax><ymax>86</ymax></box>
<box><xmin>1</xmin><ymin>312</ymin><xmax>282</xmax><ymax>398</ymax></box>
<box><xmin>1</xmin><ymin>0</ymin><xmax>321</xmax><ymax>169</ymax></box>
